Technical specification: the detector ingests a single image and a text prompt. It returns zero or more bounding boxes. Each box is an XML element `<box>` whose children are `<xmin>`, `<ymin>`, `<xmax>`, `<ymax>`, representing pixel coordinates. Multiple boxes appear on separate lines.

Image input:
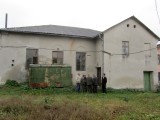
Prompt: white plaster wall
<box><xmin>0</xmin><ymin>33</ymin><xmax>97</xmax><ymax>85</ymax></box>
<box><xmin>103</xmin><ymin>18</ymin><xmax>159</xmax><ymax>90</ymax></box>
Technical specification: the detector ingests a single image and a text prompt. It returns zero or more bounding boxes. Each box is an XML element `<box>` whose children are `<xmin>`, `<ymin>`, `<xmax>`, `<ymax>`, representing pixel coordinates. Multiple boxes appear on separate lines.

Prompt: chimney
<box><xmin>5</xmin><ymin>13</ymin><xmax>8</xmax><ymax>28</ymax></box>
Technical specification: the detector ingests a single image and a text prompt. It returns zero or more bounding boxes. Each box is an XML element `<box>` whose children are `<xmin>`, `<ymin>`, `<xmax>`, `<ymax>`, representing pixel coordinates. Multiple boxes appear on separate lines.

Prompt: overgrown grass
<box><xmin>0</xmin><ymin>84</ymin><xmax>160</xmax><ymax>120</ymax></box>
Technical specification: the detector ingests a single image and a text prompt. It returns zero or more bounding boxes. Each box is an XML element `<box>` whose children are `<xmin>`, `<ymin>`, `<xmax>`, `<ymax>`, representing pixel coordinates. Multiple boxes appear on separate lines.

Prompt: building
<box><xmin>103</xmin><ymin>16</ymin><xmax>160</xmax><ymax>91</ymax></box>
<box><xmin>0</xmin><ymin>16</ymin><xmax>159</xmax><ymax>91</ymax></box>
<box><xmin>0</xmin><ymin>24</ymin><xmax>102</xmax><ymax>85</ymax></box>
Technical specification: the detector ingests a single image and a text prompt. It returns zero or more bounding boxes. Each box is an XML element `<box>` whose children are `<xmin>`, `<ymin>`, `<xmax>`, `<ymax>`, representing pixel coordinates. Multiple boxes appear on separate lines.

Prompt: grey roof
<box><xmin>0</xmin><ymin>25</ymin><xmax>101</xmax><ymax>39</ymax></box>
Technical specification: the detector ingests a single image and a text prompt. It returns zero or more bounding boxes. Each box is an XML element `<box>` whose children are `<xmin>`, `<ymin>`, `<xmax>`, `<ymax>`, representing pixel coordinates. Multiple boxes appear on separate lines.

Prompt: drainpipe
<box><xmin>99</xmin><ymin>33</ymin><xmax>112</xmax><ymax>87</ymax></box>
<box><xmin>98</xmin><ymin>33</ymin><xmax>112</xmax><ymax>86</ymax></box>
<box><xmin>98</xmin><ymin>33</ymin><xmax>104</xmax><ymax>75</ymax></box>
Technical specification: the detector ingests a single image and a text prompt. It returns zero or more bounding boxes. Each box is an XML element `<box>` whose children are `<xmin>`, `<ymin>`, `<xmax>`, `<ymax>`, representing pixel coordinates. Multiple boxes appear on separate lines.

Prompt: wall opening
<box><xmin>143</xmin><ymin>71</ymin><xmax>153</xmax><ymax>91</ymax></box>
<box><xmin>26</xmin><ymin>49</ymin><xmax>38</xmax><ymax>69</ymax></box>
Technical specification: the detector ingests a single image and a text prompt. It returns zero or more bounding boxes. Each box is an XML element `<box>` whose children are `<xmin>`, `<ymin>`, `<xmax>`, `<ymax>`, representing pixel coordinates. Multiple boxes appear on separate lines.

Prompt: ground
<box><xmin>0</xmin><ymin>85</ymin><xmax>160</xmax><ymax>120</ymax></box>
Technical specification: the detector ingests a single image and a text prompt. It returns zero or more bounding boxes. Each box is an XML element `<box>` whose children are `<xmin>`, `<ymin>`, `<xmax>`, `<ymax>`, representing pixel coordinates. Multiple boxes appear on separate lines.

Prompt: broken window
<box><xmin>52</xmin><ymin>51</ymin><xmax>63</xmax><ymax>64</ymax></box>
<box><xmin>76</xmin><ymin>52</ymin><xmax>86</xmax><ymax>71</ymax></box>
<box><xmin>144</xmin><ymin>43</ymin><xmax>151</xmax><ymax>64</ymax></box>
<box><xmin>26</xmin><ymin>49</ymin><xmax>38</xmax><ymax>69</ymax></box>
<box><xmin>122</xmin><ymin>41</ymin><xmax>129</xmax><ymax>58</ymax></box>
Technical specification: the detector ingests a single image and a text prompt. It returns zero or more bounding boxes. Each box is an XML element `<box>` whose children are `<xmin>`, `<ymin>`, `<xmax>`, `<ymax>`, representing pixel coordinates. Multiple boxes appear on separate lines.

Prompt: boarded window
<box><xmin>26</xmin><ymin>49</ymin><xmax>38</xmax><ymax>69</ymax></box>
<box><xmin>52</xmin><ymin>51</ymin><xmax>63</xmax><ymax>64</ymax></box>
<box><xmin>144</xmin><ymin>43</ymin><xmax>151</xmax><ymax>64</ymax></box>
<box><xmin>122</xmin><ymin>41</ymin><xmax>129</xmax><ymax>58</ymax></box>
<box><xmin>76</xmin><ymin>52</ymin><xmax>86</xmax><ymax>71</ymax></box>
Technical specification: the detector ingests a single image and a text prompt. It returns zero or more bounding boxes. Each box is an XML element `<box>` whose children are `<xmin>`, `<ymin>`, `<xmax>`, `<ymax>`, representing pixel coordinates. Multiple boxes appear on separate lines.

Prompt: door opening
<box><xmin>97</xmin><ymin>67</ymin><xmax>101</xmax><ymax>86</ymax></box>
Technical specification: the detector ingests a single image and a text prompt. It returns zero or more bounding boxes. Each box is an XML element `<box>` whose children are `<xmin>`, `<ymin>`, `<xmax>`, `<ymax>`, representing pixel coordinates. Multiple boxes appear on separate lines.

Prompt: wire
<box><xmin>155</xmin><ymin>0</ymin><xmax>160</xmax><ymax>25</ymax></box>
<box><xmin>0</xmin><ymin>45</ymin><xmax>157</xmax><ymax>55</ymax></box>
<box><xmin>110</xmin><ymin>48</ymin><xmax>157</xmax><ymax>56</ymax></box>
<box><xmin>0</xmin><ymin>45</ymin><xmax>102</xmax><ymax>52</ymax></box>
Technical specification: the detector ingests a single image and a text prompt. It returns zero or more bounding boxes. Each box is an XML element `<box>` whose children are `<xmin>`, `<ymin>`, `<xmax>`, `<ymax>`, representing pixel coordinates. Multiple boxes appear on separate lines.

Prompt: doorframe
<box><xmin>143</xmin><ymin>71</ymin><xmax>153</xmax><ymax>91</ymax></box>
<box><xmin>96</xmin><ymin>67</ymin><xmax>101</xmax><ymax>86</ymax></box>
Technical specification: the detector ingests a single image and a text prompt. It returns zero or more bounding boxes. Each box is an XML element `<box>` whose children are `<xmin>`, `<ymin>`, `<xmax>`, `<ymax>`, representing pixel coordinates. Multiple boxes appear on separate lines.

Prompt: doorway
<box><xmin>143</xmin><ymin>71</ymin><xmax>153</xmax><ymax>91</ymax></box>
<box><xmin>96</xmin><ymin>67</ymin><xmax>101</xmax><ymax>86</ymax></box>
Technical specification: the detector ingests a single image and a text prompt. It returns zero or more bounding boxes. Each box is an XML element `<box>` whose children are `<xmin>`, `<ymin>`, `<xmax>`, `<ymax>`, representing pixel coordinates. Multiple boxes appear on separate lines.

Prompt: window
<box><xmin>144</xmin><ymin>43</ymin><xmax>151</xmax><ymax>57</ymax></box>
<box><xmin>158</xmin><ymin>55</ymin><xmax>160</xmax><ymax>65</ymax></box>
<box><xmin>26</xmin><ymin>49</ymin><xmax>38</xmax><ymax>69</ymax></box>
<box><xmin>157</xmin><ymin>45</ymin><xmax>160</xmax><ymax>64</ymax></box>
<box><xmin>144</xmin><ymin>43</ymin><xmax>151</xmax><ymax>64</ymax></box>
<box><xmin>52</xmin><ymin>51</ymin><xmax>63</xmax><ymax>64</ymax></box>
<box><xmin>76</xmin><ymin>52</ymin><xmax>86</xmax><ymax>71</ymax></box>
<box><xmin>122</xmin><ymin>41</ymin><xmax>129</xmax><ymax>58</ymax></box>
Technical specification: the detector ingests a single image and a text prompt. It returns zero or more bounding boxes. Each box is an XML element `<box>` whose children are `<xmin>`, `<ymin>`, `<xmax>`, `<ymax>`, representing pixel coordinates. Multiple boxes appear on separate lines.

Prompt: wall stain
<box><xmin>2</xmin><ymin>64</ymin><xmax>27</xmax><ymax>83</ymax></box>
<box><xmin>70</xmin><ymin>39</ymin><xmax>75</xmax><ymax>50</ymax></box>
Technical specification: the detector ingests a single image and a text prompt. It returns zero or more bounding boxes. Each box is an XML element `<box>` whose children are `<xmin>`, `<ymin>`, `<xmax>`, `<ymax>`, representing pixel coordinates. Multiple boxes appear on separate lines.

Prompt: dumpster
<box><xmin>29</xmin><ymin>64</ymin><xmax>72</xmax><ymax>88</ymax></box>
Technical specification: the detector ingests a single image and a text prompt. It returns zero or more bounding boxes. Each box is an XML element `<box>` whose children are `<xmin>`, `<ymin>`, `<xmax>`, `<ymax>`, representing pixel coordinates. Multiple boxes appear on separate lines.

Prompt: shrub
<box><xmin>5</xmin><ymin>80</ymin><xmax>20</xmax><ymax>87</ymax></box>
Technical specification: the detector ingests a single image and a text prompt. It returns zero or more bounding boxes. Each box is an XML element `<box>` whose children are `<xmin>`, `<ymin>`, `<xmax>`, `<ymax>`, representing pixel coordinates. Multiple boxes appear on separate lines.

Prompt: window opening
<box><xmin>122</xmin><ymin>41</ymin><xmax>129</xmax><ymax>58</ymax></box>
<box><xmin>52</xmin><ymin>51</ymin><xmax>63</xmax><ymax>64</ymax></box>
<box><xmin>26</xmin><ymin>49</ymin><xmax>38</xmax><ymax>69</ymax></box>
<box><xmin>76</xmin><ymin>52</ymin><xmax>86</xmax><ymax>71</ymax></box>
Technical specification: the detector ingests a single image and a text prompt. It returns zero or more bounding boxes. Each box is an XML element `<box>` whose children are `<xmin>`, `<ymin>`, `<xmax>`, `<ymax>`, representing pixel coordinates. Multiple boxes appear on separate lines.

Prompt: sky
<box><xmin>0</xmin><ymin>0</ymin><xmax>160</xmax><ymax>37</ymax></box>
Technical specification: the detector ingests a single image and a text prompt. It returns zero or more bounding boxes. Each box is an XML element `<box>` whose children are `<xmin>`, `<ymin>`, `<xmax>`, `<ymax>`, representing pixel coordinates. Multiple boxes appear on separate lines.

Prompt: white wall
<box><xmin>0</xmin><ymin>32</ymin><xmax>97</xmax><ymax>85</ymax></box>
<box><xmin>103</xmin><ymin>18</ymin><xmax>159</xmax><ymax>90</ymax></box>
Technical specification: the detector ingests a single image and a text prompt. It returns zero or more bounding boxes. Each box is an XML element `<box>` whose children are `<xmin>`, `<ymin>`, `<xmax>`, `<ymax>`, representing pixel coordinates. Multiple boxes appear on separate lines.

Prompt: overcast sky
<box><xmin>0</xmin><ymin>0</ymin><xmax>160</xmax><ymax>37</ymax></box>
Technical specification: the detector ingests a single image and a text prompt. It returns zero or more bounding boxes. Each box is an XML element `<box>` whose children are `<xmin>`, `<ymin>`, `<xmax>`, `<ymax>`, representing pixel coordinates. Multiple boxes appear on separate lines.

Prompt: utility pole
<box><xmin>5</xmin><ymin>13</ymin><xmax>8</xmax><ymax>28</ymax></box>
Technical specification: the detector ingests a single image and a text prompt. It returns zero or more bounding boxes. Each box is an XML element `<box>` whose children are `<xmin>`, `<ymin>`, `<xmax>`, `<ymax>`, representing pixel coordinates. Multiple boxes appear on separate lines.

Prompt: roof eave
<box><xmin>0</xmin><ymin>29</ymin><xmax>95</xmax><ymax>39</ymax></box>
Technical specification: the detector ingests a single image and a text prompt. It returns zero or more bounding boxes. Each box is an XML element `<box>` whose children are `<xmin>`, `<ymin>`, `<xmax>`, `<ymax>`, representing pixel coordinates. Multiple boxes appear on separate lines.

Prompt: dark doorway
<box><xmin>96</xmin><ymin>67</ymin><xmax>101</xmax><ymax>86</ymax></box>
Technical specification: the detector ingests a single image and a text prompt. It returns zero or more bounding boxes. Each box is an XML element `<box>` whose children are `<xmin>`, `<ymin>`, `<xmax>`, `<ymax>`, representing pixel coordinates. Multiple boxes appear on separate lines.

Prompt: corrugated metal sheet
<box><xmin>29</xmin><ymin>64</ymin><xmax>72</xmax><ymax>88</ymax></box>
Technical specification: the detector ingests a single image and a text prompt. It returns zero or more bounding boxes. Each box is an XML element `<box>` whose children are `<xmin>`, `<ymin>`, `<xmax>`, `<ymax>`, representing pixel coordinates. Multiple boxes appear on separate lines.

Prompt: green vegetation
<box><xmin>0</xmin><ymin>83</ymin><xmax>160</xmax><ymax>120</ymax></box>
<box><xmin>5</xmin><ymin>80</ymin><xmax>20</xmax><ymax>87</ymax></box>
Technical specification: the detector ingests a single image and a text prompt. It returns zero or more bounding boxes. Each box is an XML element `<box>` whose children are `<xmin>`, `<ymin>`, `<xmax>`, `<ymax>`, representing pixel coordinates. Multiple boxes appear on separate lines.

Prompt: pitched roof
<box><xmin>0</xmin><ymin>16</ymin><xmax>159</xmax><ymax>40</ymax></box>
<box><xmin>0</xmin><ymin>25</ymin><xmax>101</xmax><ymax>39</ymax></box>
<box><xmin>103</xmin><ymin>16</ymin><xmax>160</xmax><ymax>40</ymax></box>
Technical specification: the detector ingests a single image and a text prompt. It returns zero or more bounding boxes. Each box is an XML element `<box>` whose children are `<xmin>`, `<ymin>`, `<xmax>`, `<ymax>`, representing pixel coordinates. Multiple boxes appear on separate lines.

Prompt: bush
<box><xmin>5</xmin><ymin>80</ymin><xmax>20</xmax><ymax>87</ymax></box>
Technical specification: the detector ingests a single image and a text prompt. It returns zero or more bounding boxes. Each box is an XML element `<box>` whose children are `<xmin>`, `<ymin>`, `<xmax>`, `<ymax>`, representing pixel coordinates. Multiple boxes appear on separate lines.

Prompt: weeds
<box><xmin>5</xmin><ymin>80</ymin><xmax>20</xmax><ymax>87</ymax></box>
<box><xmin>0</xmin><ymin>97</ymin><xmax>107</xmax><ymax>120</ymax></box>
<box><xmin>0</xmin><ymin>84</ymin><xmax>160</xmax><ymax>120</ymax></box>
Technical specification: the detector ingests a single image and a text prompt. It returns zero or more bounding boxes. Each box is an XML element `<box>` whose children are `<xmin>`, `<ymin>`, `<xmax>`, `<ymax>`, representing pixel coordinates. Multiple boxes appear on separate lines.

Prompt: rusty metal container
<box><xmin>29</xmin><ymin>64</ymin><xmax>72</xmax><ymax>88</ymax></box>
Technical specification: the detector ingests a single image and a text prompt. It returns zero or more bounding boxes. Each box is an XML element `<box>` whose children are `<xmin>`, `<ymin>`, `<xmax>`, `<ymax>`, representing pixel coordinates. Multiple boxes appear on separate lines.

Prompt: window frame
<box><xmin>144</xmin><ymin>43</ymin><xmax>151</xmax><ymax>57</ymax></box>
<box><xmin>144</xmin><ymin>43</ymin><xmax>151</xmax><ymax>64</ymax></box>
<box><xmin>52</xmin><ymin>51</ymin><xmax>63</xmax><ymax>65</ymax></box>
<box><xmin>26</xmin><ymin>48</ymin><xmax>38</xmax><ymax>69</ymax></box>
<box><xmin>122</xmin><ymin>41</ymin><xmax>129</xmax><ymax>58</ymax></box>
<box><xmin>76</xmin><ymin>52</ymin><xmax>86</xmax><ymax>71</ymax></box>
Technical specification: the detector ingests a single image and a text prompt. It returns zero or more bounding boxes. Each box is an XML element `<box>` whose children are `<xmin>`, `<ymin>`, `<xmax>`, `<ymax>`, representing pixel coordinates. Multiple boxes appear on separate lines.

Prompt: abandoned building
<box><xmin>0</xmin><ymin>16</ymin><xmax>159</xmax><ymax>91</ymax></box>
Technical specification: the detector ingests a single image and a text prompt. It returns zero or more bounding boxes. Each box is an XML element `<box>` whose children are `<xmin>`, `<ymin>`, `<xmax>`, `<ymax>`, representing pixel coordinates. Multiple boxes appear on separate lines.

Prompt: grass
<box><xmin>0</xmin><ymin>85</ymin><xmax>160</xmax><ymax>120</ymax></box>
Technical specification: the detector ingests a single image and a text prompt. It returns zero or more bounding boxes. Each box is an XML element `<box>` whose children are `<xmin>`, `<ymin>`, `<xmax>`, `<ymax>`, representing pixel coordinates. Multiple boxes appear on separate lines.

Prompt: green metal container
<box><xmin>29</xmin><ymin>64</ymin><xmax>72</xmax><ymax>88</ymax></box>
